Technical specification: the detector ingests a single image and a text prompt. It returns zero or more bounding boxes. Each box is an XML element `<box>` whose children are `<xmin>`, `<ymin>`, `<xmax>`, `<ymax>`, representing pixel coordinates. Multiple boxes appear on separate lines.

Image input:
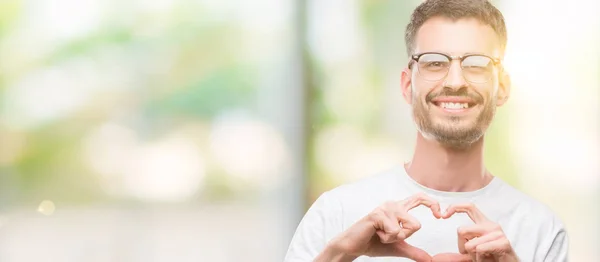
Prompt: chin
<box><xmin>426</xmin><ymin>124</ymin><xmax>486</xmax><ymax>149</ymax></box>
<box><xmin>413</xmin><ymin>109</ymin><xmax>493</xmax><ymax>149</ymax></box>
<box><xmin>433</xmin><ymin>119</ymin><xmax>478</xmax><ymax>132</ymax></box>
<box><xmin>437</xmin><ymin>137</ymin><xmax>479</xmax><ymax>150</ymax></box>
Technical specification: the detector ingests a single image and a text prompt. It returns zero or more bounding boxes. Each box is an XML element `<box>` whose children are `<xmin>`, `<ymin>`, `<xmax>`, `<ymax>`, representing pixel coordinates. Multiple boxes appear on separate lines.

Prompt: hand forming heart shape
<box><xmin>369</xmin><ymin>200</ymin><xmax>518</xmax><ymax>262</ymax></box>
<box><xmin>429</xmin><ymin>203</ymin><xmax>519</xmax><ymax>262</ymax></box>
<box><xmin>315</xmin><ymin>195</ymin><xmax>519</xmax><ymax>262</ymax></box>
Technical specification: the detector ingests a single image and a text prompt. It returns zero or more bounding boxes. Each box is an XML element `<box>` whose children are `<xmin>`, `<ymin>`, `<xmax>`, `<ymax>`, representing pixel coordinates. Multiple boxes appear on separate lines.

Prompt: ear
<box><xmin>496</xmin><ymin>69</ymin><xmax>511</xmax><ymax>106</ymax></box>
<box><xmin>401</xmin><ymin>67</ymin><xmax>413</xmax><ymax>105</ymax></box>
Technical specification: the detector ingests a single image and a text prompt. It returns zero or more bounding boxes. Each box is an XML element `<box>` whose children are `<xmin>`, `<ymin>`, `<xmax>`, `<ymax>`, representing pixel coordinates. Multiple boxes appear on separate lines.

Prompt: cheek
<box><xmin>411</xmin><ymin>78</ymin><xmax>438</xmax><ymax>101</ymax></box>
<box><xmin>488</xmin><ymin>77</ymin><xmax>501</xmax><ymax>96</ymax></box>
<box><xmin>411</xmin><ymin>86</ymin><xmax>427</xmax><ymax>106</ymax></box>
<box><xmin>470</xmin><ymin>82</ymin><xmax>497</xmax><ymax>102</ymax></box>
<box><xmin>484</xmin><ymin>87</ymin><xmax>498</xmax><ymax>102</ymax></box>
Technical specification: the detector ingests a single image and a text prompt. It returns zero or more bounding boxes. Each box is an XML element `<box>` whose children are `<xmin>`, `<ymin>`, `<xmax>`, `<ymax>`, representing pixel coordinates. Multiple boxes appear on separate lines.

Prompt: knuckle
<box><xmin>488</xmin><ymin>231</ymin><xmax>500</xmax><ymax>239</ymax></box>
<box><xmin>492</xmin><ymin>223</ymin><xmax>502</xmax><ymax>231</ymax></box>
<box><xmin>457</xmin><ymin>227</ymin><xmax>466</xmax><ymax>236</ymax></box>
<box><xmin>475</xmin><ymin>245</ymin><xmax>485</xmax><ymax>253</ymax></box>
<box><xmin>397</xmin><ymin>231</ymin><xmax>407</xmax><ymax>240</ymax></box>
<box><xmin>464</xmin><ymin>242</ymin><xmax>475</xmax><ymax>252</ymax></box>
<box><xmin>413</xmin><ymin>221</ymin><xmax>422</xmax><ymax>230</ymax></box>
<box><xmin>382</xmin><ymin>232</ymin><xmax>398</xmax><ymax>243</ymax></box>
<box><xmin>501</xmin><ymin>238</ymin><xmax>511</xmax><ymax>248</ymax></box>
<box><xmin>379</xmin><ymin>235</ymin><xmax>391</xmax><ymax>243</ymax></box>
<box><xmin>395</xmin><ymin>210</ymin><xmax>408</xmax><ymax>219</ymax></box>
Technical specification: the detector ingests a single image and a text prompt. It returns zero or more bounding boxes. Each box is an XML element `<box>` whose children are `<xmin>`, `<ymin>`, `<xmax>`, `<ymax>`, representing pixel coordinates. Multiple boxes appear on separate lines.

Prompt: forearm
<box><xmin>314</xmin><ymin>242</ymin><xmax>358</xmax><ymax>262</ymax></box>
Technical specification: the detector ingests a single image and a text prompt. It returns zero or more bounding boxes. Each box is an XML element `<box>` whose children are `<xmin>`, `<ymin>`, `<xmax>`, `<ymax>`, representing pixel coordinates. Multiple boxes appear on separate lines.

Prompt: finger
<box><xmin>394</xmin><ymin>211</ymin><xmax>421</xmax><ymax>240</ymax></box>
<box><xmin>370</xmin><ymin>209</ymin><xmax>401</xmax><ymax>243</ymax></box>
<box><xmin>401</xmin><ymin>193</ymin><xmax>443</xmax><ymax>218</ymax></box>
<box><xmin>473</xmin><ymin>237</ymin><xmax>512</xmax><ymax>259</ymax></box>
<box><xmin>443</xmin><ymin>203</ymin><xmax>489</xmax><ymax>223</ymax></box>
<box><xmin>431</xmin><ymin>252</ymin><xmax>472</xmax><ymax>262</ymax></box>
<box><xmin>457</xmin><ymin>224</ymin><xmax>490</xmax><ymax>253</ymax></box>
<box><xmin>464</xmin><ymin>231</ymin><xmax>503</xmax><ymax>254</ymax></box>
<box><xmin>476</xmin><ymin>249</ymin><xmax>495</xmax><ymax>262</ymax></box>
<box><xmin>476</xmin><ymin>253</ymin><xmax>495</xmax><ymax>262</ymax></box>
<box><xmin>395</xmin><ymin>241</ymin><xmax>432</xmax><ymax>262</ymax></box>
<box><xmin>475</xmin><ymin>252</ymin><xmax>497</xmax><ymax>262</ymax></box>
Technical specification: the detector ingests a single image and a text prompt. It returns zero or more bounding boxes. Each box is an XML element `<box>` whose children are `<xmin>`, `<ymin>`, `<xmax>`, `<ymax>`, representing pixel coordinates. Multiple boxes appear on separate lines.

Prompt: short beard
<box><xmin>412</xmin><ymin>89</ymin><xmax>496</xmax><ymax>150</ymax></box>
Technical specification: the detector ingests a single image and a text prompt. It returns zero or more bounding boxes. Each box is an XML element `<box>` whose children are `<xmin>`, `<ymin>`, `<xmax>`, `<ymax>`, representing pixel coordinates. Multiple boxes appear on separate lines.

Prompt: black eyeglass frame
<box><xmin>408</xmin><ymin>52</ymin><xmax>503</xmax><ymax>83</ymax></box>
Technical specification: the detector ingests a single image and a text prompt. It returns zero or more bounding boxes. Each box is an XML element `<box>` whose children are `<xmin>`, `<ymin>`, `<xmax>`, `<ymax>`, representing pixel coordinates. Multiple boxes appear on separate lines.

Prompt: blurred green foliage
<box><xmin>0</xmin><ymin>0</ymin><xmax>518</xmax><ymax>208</ymax></box>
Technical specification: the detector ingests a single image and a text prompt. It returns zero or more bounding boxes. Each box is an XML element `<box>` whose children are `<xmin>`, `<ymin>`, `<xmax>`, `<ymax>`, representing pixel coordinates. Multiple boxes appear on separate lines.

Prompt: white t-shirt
<box><xmin>284</xmin><ymin>165</ymin><xmax>568</xmax><ymax>262</ymax></box>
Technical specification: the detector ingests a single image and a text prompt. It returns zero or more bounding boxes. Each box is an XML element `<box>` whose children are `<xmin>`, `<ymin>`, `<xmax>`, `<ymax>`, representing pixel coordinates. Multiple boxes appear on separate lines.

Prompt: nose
<box><xmin>444</xmin><ymin>60</ymin><xmax>467</xmax><ymax>89</ymax></box>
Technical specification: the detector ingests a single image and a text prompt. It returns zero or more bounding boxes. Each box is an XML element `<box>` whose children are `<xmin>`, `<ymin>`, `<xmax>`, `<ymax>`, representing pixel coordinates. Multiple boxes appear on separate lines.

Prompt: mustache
<box><xmin>426</xmin><ymin>87</ymin><xmax>484</xmax><ymax>104</ymax></box>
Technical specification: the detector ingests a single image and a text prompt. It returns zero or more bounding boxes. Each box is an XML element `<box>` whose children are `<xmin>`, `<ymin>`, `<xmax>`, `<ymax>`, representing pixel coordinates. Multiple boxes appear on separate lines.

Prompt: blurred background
<box><xmin>0</xmin><ymin>0</ymin><xmax>598</xmax><ymax>261</ymax></box>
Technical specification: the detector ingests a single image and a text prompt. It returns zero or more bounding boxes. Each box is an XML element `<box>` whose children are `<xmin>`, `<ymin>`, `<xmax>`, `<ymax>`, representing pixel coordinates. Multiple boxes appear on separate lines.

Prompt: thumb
<box><xmin>395</xmin><ymin>241</ymin><xmax>431</xmax><ymax>262</ymax></box>
<box><xmin>432</xmin><ymin>252</ymin><xmax>471</xmax><ymax>262</ymax></box>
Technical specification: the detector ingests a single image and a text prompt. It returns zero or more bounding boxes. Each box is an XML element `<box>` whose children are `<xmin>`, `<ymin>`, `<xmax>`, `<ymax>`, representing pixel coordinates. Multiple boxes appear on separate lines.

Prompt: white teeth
<box><xmin>440</xmin><ymin>102</ymin><xmax>469</xmax><ymax>109</ymax></box>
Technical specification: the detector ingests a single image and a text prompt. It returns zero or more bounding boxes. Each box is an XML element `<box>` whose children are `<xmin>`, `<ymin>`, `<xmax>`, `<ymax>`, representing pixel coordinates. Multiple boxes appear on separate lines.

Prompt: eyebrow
<box><xmin>461</xmin><ymin>52</ymin><xmax>491</xmax><ymax>56</ymax></box>
<box><xmin>415</xmin><ymin>50</ymin><xmax>494</xmax><ymax>57</ymax></box>
<box><xmin>427</xmin><ymin>51</ymin><xmax>500</xmax><ymax>60</ymax></box>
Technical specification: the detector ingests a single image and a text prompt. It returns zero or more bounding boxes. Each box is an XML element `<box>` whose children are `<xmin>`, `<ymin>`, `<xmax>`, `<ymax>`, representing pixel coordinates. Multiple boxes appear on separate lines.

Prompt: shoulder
<box><xmin>491</xmin><ymin>178</ymin><xmax>569</xmax><ymax>260</ymax></box>
<box><xmin>312</xmin><ymin>166</ymin><xmax>409</xmax><ymax>226</ymax></box>
<box><xmin>492</xmin><ymin>178</ymin><xmax>566</xmax><ymax>231</ymax></box>
<box><xmin>325</xmin><ymin>165</ymin><xmax>404</xmax><ymax>202</ymax></box>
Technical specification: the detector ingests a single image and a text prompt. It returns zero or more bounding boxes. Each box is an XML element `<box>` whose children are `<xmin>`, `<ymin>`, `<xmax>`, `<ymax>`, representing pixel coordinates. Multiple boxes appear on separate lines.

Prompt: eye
<box><xmin>422</xmin><ymin>61</ymin><xmax>449</xmax><ymax>70</ymax></box>
<box><xmin>462</xmin><ymin>56</ymin><xmax>493</xmax><ymax>71</ymax></box>
<box><xmin>417</xmin><ymin>53</ymin><xmax>450</xmax><ymax>71</ymax></box>
<box><xmin>463</xmin><ymin>64</ymin><xmax>488</xmax><ymax>71</ymax></box>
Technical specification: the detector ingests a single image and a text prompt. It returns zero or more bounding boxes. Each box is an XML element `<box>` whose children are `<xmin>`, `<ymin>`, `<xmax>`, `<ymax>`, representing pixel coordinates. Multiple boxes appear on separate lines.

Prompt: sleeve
<box><xmin>543</xmin><ymin>219</ymin><xmax>569</xmax><ymax>262</ymax></box>
<box><xmin>283</xmin><ymin>191</ymin><xmax>344</xmax><ymax>262</ymax></box>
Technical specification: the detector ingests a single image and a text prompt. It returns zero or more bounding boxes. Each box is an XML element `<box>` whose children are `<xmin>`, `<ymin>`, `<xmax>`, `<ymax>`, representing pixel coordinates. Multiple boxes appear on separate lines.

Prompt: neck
<box><xmin>405</xmin><ymin>132</ymin><xmax>492</xmax><ymax>192</ymax></box>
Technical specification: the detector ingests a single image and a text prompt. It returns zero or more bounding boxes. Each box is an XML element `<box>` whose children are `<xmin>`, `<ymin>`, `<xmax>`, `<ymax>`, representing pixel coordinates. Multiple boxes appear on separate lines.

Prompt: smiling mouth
<box><xmin>432</xmin><ymin>101</ymin><xmax>477</xmax><ymax>109</ymax></box>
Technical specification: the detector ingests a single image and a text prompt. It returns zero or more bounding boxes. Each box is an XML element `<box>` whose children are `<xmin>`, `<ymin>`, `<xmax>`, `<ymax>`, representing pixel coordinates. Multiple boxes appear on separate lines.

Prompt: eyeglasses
<box><xmin>408</xmin><ymin>52</ymin><xmax>501</xmax><ymax>83</ymax></box>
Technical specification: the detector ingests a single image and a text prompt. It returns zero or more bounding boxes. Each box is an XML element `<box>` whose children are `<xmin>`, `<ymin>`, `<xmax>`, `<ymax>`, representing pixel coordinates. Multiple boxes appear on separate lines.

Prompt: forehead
<box><xmin>413</xmin><ymin>16</ymin><xmax>502</xmax><ymax>57</ymax></box>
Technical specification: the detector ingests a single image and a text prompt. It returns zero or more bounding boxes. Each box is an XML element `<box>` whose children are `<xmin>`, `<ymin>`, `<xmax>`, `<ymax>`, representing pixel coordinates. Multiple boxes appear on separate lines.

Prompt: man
<box><xmin>284</xmin><ymin>0</ymin><xmax>568</xmax><ymax>261</ymax></box>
